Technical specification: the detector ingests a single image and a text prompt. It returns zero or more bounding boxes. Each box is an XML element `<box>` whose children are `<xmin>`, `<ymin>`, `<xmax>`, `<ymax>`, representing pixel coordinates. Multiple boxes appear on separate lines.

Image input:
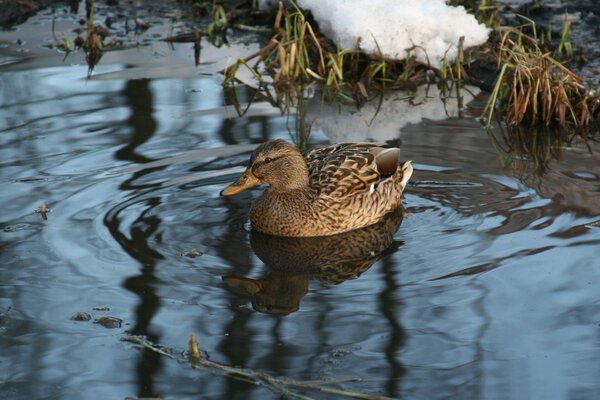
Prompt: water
<box><xmin>2</xmin><ymin>5</ymin><xmax>600</xmax><ymax>400</ymax></box>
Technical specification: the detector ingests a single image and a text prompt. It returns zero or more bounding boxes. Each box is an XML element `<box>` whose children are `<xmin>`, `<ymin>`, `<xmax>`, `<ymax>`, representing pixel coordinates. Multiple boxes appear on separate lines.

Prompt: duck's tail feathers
<box><xmin>399</xmin><ymin>160</ymin><xmax>413</xmax><ymax>189</ymax></box>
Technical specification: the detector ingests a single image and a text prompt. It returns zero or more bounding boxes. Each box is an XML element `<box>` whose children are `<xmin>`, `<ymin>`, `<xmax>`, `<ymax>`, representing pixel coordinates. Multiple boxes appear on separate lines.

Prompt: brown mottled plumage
<box><xmin>221</xmin><ymin>139</ymin><xmax>413</xmax><ymax>237</ymax></box>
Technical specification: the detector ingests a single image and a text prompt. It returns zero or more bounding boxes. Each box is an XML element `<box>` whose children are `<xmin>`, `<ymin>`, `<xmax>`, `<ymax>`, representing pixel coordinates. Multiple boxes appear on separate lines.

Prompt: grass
<box><xmin>47</xmin><ymin>0</ymin><xmax>123</xmax><ymax>75</ymax></box>
<box><xmin>483</xmin><ymin>22</ymin><xmax>599</xmax><ymax>130</ymax></box>
<box><xmin>557</xmin><ymin>15</ymin><xmax>573</xmax><ymax>58</ymax></box>
<box><xmin>222</xmin><ymin>3</ymin><xmax>434</xmax><ymax>103</ymax></box>
<box><xmin>83</xmin><ymin>4</ymin><xmax>103</xmax><ymax>76</ymax></box>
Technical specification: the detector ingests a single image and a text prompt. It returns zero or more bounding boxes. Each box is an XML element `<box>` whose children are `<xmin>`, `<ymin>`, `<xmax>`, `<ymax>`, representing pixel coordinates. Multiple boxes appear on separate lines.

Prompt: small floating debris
<box><xmin>331</xmin><ymin>345</ymin><xmax>360</xmax><ymax>358</ymax></box>
<box><xmin>187</xmin><ymin>333</ymin><xmax>202</xmax><ymax>364</ymax></box>
<box><xmin>0</xmin><ymin>307</ymin><xmax>12</xmax><ymax>328</ymax></box>
<box><xmin>124</xmin><ymin>397</ymin><xmax>163</xmax><ymax>400</ymax></box>
<box><xmin>14</xmin><ymin>176</ymin><xmax>47</xmax><ymax>183</ymax></box>
<box><xmin>3</xmin><ymin>224</ymin><xmax>34</xmax><ymax>233</ymax></box>
<box><xmin>35</xmin><ymin>201</ymin><xmax>49</xmax><ymax>220</ymax></box>
<box><xmin>71</xmin><ymin>312</ymin><xmax>92</xmax><ymax>321</ymax></box>
<box><xmin>165</xmin><ymin>32</ymin><xmax>198</xmax><ymax>43</ymax></box>
<box><xmin>409</xmin><ymin>180</ymin><xmax>481</xmax><ymax>188</ymax></box>
<box><xmin>92</xmin><ymin>306</ymin><xmax>110</xmax><ymax>311</ymax></box>
<box><xmin>135</xmin><ymin>18</ymin><xmax>150</xmax><ymax>32</ymax></box>
<box><xmin>94</xmin><ymin>316</ymin><xmax>122</xmax><ymax>329</ymax></box>
<box><xmin>183</xmin><ymin>248</ymin><xmax>202</xmax><ymax>258</ymax></box>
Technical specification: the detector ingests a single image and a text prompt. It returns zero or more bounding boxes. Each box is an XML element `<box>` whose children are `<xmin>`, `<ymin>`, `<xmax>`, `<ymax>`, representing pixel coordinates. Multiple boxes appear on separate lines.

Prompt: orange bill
<box><xmin>220</xmin><ymin>169</ymin><xmax>261</xmax><ymax>196</ymax></box>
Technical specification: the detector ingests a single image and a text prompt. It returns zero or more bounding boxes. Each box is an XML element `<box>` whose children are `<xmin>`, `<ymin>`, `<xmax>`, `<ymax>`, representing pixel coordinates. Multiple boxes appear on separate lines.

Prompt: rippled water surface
<box><xmin>2</xmin><ymin>5</ymin><xmax>600</xmax><ymax>400</ymax></box>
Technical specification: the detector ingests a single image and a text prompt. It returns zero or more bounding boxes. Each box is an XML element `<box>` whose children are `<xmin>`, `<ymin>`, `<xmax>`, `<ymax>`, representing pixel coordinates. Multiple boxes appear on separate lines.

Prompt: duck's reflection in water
<box><xmin>224</xmin><ymin>208</ymin><xmax>405</xmax><ymax>315</ymax></box>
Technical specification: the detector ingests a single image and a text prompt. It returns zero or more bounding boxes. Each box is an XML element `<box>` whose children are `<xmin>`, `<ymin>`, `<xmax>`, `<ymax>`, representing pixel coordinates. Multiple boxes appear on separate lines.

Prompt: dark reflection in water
<box><xmin>378</xmin><ymin>256</ymin><xmax>406</xmax><ymax>398</ymax></box>
<box><xmin>219</xmin><ymin>86</ymin><xmax>273</xmax><ymax>145</ymax></box>
<box><xmin>103</xmin><ymin>79</ymin><xmax>163</xmax><ymax>398</ymax></box>
<box><xmin>224</xmin><ymin>208</ymin><xmax>405</xmax><ymax>315</ymax></box>
<box><xmin>115</xmin><ymin>79</ymin><xmax>157</xmax><ymax>165</ymax></box>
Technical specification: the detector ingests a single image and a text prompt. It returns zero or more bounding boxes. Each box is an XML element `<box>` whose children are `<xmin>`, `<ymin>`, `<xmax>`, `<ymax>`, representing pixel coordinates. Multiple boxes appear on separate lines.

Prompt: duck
<box><xmin>220</xmin><ymin>139</ymin><xmax>412</xmax><ymax>237</ymax></box>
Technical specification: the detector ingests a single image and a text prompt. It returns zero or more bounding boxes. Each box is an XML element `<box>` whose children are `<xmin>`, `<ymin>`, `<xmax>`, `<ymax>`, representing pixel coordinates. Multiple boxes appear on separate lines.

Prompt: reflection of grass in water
<box><xmin>221</xmin><ymin>82</ymin><xmax>314</xmax><ymax>149</ymax></box>
<box><xmin>487</xmin><ymin>123</ymin><xmax>595</xmax><ymax>175</ymax></box>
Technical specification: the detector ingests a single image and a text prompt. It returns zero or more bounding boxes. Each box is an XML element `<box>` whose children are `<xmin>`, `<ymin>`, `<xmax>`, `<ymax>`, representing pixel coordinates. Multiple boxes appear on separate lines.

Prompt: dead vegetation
<box><xmin>217</xmin><ymin>1</ymin><xmax>599</xmax><ymax>134</ymax></box>
<box><xmin>484</xmin><ymin>23</ymin><xmax>600</xmax><ymax>130</ymax></box>
<box><xmin>123</xmin><ymin>333</ymin><xmax>393</xmax><ymax>400</ymax></box>
<box><xmin>221</xmin><ymin>3</ymin><xmax>439</xmax><ymax>105</ymax></box>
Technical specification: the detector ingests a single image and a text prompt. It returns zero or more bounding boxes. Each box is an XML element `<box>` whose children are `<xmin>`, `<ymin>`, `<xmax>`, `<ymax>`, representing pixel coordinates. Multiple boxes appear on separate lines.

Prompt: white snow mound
<box><xmin>297</xmin><ymin>0</ymin><xmax>490</xmax><ymax>68</ymax></box>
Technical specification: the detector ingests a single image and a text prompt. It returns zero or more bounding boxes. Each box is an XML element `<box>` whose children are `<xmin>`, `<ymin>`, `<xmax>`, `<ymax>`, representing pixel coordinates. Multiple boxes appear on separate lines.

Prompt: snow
<box><xmin>260</xmin><ymin>0</ymin><xmax>490</xmax><ymax>69</ymax></box>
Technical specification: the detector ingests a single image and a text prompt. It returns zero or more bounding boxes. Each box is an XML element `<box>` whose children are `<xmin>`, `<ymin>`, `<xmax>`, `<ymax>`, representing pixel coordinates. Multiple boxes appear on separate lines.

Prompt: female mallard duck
<box><xmin>221</xmin><ymin>139</ymin><xmax>412</xmax><ymax>237</ymax></box>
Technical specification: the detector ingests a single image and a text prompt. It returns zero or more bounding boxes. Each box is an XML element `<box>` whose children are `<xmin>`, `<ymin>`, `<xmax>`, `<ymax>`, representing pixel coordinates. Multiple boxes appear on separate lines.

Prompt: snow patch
<box><xmin>281</xmin><ymin>0</ymin><xmax>491</xmax><ymax>68</ymax></box>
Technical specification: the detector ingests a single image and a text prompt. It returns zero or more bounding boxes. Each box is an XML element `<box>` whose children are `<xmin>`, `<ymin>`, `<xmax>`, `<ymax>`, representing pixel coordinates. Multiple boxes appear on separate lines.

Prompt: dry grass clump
<box><xmin>480</xmin><ymin>20</ymin><xmax>600</xmax><ymax>174</ymax></box>
<box><xmin>222</xmin><ymin>3</ymin><xmax>432</xmax><ymax>104</ymax></box>
<box><xmin>484</xmin><ymin>27</ymin><xmax>600</xmax><ymax>129</ymax></box>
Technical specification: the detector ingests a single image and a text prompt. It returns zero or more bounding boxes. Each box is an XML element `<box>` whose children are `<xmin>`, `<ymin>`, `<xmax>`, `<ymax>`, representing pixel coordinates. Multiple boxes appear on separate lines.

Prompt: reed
<box><xmin>483</xmin><ymin>23</ymin><xmax>599</xmax><ymax>129</ymax></box>
<box><xmin>557</xmin><ymin>15</ymin><xmax>573</xmax><ymax>58</ymax></box>
<box><xmin>222</xmin><ymin>3</ymin><xmax>428</xmax><ymax>102</ymax></box>
<box><xmin>83</xmin><ymin>0</ymin><xmax>103</xmax><ymax>75</ymax></box>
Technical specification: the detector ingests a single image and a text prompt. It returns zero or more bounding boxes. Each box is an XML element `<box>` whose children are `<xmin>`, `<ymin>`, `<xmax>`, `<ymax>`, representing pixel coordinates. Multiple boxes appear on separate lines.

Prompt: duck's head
<box><xmin>221</xmin><ymin>139</ymin><xmax>309</xmax><ymax>196</ymax></box>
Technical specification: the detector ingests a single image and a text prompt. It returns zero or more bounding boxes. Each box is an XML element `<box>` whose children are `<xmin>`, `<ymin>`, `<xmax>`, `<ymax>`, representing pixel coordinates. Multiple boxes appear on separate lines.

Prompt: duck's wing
<box><xmin>303</xmin><ymin>144</ymin><xmax>400</xmax><ymax>198</ymax></box>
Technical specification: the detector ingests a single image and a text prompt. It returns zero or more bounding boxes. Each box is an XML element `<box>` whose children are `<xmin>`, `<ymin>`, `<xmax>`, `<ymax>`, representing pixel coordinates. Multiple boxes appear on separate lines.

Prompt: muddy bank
<box><xmin>0</xmin><ymin>0</ymin><xmax>75</xmax><ymax>27</ymax></box>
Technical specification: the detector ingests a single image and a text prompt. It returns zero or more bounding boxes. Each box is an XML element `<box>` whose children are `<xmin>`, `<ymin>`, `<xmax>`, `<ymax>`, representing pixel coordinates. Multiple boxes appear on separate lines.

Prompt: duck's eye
<box><xmin>263</xmin><ymin>157</ymin><xmax>273</xmax><ymax>163</ymax></box>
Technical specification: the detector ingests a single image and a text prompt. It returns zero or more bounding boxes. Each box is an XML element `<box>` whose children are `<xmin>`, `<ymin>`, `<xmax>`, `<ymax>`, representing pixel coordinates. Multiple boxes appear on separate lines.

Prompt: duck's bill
<box><xmin>220</xmin><ymin>169</ymin><xmax>261</xmax><ymax>196</ymax></box>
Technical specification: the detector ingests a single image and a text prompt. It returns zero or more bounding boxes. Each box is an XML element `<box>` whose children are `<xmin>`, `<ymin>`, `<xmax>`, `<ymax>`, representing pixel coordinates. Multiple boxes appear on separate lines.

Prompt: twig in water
<box><xmin>121</xmin><ymin>334</ymin><xmax>392</xmax><ymax>400</ymax></box>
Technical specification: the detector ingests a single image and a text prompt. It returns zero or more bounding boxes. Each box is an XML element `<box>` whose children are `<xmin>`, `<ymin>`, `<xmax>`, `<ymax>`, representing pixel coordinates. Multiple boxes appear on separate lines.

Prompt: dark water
<box><xmin>2</xmin><ymin>5</ymin><xmax>600</xmax><ymax>400</ymax></box>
